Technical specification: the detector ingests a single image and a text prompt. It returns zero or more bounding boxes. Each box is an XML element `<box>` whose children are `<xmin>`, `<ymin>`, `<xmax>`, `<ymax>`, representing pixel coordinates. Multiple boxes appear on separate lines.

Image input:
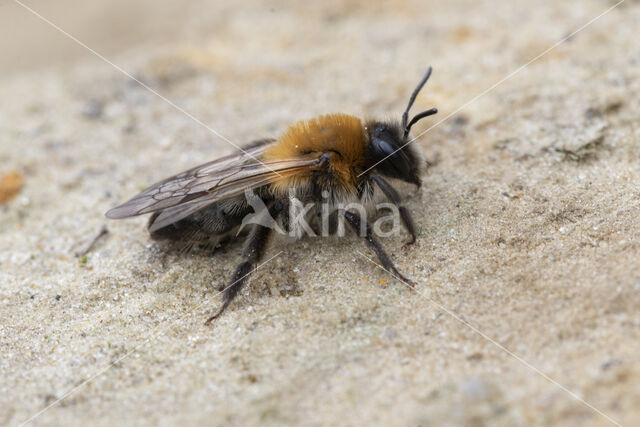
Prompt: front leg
<box><xmin>343</xmin><ymin>210</ymin><xmax>415</xmax><ymax>286</ymax></box>
<box><xmin>205</xmin><ymin>199</ymin><xmax>285</xmax><ymax>324</ymax></box>
<box><xmin>370</xmin><ymin>173</ymin><xmax>417</xmax><ymax>245</ymax></box>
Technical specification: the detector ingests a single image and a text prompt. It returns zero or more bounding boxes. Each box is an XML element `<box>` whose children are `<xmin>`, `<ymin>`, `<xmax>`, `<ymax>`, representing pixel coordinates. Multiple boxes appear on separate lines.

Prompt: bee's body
<box><xmin>107</xmin><ymin>68</ymin><xmax>438</xmax><ymax>323</ymax></box>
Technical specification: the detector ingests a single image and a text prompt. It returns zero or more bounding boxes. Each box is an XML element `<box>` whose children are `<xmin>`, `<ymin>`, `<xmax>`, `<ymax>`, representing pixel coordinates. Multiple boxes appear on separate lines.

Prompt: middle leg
<box><xmin>370</xmin><ymin>173</ymin><xmax>417</xmax><ymax>245</ymax></box>
<box><xmin>343</xmin><ymin>210</ymin><xmax>414</xmax><ymax>286</ymax></box>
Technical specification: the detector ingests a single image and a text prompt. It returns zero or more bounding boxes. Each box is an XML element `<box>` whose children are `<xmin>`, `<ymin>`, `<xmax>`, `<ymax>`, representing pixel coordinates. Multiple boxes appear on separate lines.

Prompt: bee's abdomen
<box><xmin>148</xmin><ymin>198</ymin><xmax>251</xmax><ymax>242</ymax></box>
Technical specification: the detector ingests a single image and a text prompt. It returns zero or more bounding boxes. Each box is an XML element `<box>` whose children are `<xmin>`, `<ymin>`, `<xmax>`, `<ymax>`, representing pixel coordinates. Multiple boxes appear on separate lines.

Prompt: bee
<box><xmin>106</xmin><ymin>67</ymin><xmax>438</xmax><ymax>324</ymax></box>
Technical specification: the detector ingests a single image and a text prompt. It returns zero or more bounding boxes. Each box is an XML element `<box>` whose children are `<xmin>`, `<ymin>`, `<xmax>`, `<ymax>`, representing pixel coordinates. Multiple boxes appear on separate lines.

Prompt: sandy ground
<box><xmin>1</xmin><ymin>0</ymin><xmax>640</xmax><ymax>426</ymax></box>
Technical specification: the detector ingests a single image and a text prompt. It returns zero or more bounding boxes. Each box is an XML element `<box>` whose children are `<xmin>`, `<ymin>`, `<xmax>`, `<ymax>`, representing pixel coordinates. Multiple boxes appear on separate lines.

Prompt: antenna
<box><xmin>401</xmin><ymin>66</ymin><xmax>437</xmax><ymax>137</ymax></box>
<box><xmin>404</xmin><ymin>107</ymin><xmax>438</xmax><ymax>137</ymax></box>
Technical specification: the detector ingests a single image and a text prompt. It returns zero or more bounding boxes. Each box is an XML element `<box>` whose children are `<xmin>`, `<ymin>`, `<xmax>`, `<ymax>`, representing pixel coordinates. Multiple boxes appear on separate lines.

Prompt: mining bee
<box><xmin>106</xmin><ymin>67</ymin><xmax>438</xmax><ymax>323</ymax></box>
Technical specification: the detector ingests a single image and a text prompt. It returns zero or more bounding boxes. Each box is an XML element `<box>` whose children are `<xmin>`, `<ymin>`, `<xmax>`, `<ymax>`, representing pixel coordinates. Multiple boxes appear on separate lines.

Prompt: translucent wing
<box><xmin>106</xmin><ymin>142</ymin><xmax>323</xmax><ymax>229</ymax></box>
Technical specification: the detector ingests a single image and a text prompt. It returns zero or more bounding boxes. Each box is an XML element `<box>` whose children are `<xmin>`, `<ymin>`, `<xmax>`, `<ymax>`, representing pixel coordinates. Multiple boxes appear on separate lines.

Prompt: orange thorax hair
<box><xmin>262</xmin><ymin>113</ymin><xmax>369</xmax><ymax>195</ymax></box>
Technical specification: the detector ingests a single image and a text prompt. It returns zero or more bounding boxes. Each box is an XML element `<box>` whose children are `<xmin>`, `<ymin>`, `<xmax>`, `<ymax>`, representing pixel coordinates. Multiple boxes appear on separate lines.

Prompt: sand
<box><xmin>1</xmin><ymin>0</ymin><xmax>639</xmax><ymax>425</ymax></box>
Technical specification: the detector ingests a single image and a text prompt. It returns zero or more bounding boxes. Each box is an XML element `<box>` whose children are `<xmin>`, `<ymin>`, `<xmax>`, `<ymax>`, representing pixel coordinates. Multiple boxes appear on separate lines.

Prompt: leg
<box><xmin>343</xmin><ymin>210</ymin><xmax>415</xmax><ymax>286</ymax></box>
<box><xmin>205</xmin><ymin>200</ymin><xmax>285</xmax><ymax>324</ymax></box>
<box><xmin>371</xmin><ymin>173</ymin><xmax>417</xmax><ymax>245</ymax></box>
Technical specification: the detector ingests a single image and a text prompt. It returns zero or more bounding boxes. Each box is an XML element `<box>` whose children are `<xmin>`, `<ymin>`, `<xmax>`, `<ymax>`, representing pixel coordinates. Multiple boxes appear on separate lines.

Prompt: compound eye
<box><xmin>371</xmin><ymin>136</ymin><xmax>395</xmax><ymax>157</ymax></box>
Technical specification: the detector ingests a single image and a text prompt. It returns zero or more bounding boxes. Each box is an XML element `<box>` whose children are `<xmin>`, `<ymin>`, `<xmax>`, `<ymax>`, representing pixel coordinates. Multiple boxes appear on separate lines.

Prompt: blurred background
<box><xmin>2</xmin><ymin>1</ymin><xmax>639</xmax><ymax>426</ymax></box>
<box><xmin>0</xmin><ymin>0</ymin><xmax>196</xmax><ymax>76</ymax></box>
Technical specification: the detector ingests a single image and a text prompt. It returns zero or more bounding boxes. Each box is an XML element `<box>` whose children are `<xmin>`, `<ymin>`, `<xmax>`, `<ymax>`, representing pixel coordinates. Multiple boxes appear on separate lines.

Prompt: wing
<box><xmin>106</xmin><ymin>142</ymin><xmax>323</xmax><ymax>229</ymax></box>
<box><xmin>106</xmin><ymin>140</ymin><xmax>274</xmax><ymax>220</ymax></box>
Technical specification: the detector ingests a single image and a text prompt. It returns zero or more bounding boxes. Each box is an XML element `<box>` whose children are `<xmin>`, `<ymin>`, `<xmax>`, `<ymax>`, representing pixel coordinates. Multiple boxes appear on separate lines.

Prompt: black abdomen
<box><xmin>148</xmin><ymin>197</ymin><xmax>252</xmax><ymax>243</ymax></box>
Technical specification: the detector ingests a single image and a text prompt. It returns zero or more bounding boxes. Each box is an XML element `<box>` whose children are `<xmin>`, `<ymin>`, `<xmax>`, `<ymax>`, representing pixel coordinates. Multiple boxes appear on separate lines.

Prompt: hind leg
<box><xmin>205</xmin><ymin>199</ymin><xmax>287</xmax><ymax>324</ymax></box>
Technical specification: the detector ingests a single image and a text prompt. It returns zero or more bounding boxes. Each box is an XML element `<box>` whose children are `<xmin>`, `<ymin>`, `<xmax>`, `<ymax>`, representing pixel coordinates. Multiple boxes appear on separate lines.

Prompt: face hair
<box><xmin>402</xmin><ymin>66</ymin><xmax>438</xmax><ymax>138</ymax></box>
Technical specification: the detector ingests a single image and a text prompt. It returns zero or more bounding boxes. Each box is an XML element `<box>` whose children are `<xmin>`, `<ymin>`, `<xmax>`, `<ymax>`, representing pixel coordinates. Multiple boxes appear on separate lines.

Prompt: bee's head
<box><xmin>368</xmin><ymin>121</ymin><xmax>422</xmax><ymax>186</ymax></box>
<box><xmin>367</xmin><ymin>67</ymin><xmax>437</xmax><ymax>186</ymax></box>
